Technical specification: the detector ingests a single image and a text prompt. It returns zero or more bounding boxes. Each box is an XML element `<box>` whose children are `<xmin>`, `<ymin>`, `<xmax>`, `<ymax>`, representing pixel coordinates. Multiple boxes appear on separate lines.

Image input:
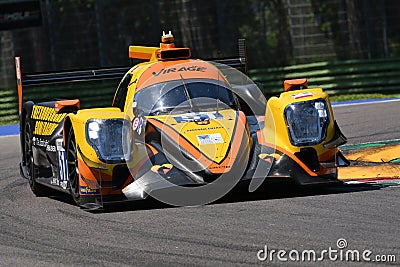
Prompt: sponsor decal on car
<box><xmin>31</xmin><ymin>105</ymin><xmax>66</xmax><ymax>122</ymax></box>
<box><xmin>33</xmin><ymin>121</ymin><xmax>59</xmax><ymax>136</ymax></box>
<box><xmin>196</xmin><ymin>133</ymin><xmax>224</xmax><ymax>145</ymax></box>
<box><xmin>132</xmin><ymin>116</ymin><xmax>144</xmax><ymax>135</ymax></box>
<box><xmin>152</xmin><ymin>66</ymin><xmax>207</xmax><ymax>77</ymax></box>
<box><xmin>79</xmin><ymin>186</ymin><xmax>100</xmax><ymax>195</ymax></box>
<box><xmin>173</xmin><ymin>112</ymin><xmax>224</xmax><ymax>123</ymax></box>
<box><xmin>185</xmin><ymin>126</ymin><xmax>224</xmax><ymax>132</ymax></box>
<box><xmin>291</xmin><ymin>92</ymin><xmax>313</xmax><ymax>99</ymax></box>
<box><xmin>32</xmin><ymin>137</ymin><xmax>56</xmax><ymax>151</ymax></box>
<box><xmin>30</xmin><ymin>105</ymin><xmax>66</xmax><ymax>136</ymax></box>
<box><xmin>56</xmin><ymin>139</ymin><xmax>68</xmax><ymax>189</ymax></box>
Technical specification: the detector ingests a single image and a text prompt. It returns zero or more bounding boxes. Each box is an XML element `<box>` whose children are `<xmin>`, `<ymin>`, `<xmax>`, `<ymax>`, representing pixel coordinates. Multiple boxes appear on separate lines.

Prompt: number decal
<box><xmin>56</xmin><ymin>139</ymin><xmax>68</xmax><ymax>189</ymax></box>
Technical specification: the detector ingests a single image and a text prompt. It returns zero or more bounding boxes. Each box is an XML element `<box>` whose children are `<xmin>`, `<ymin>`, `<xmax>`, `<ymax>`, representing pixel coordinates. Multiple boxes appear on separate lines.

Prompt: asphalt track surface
<box><xmin>0</xmin><ymin>101</ymin><xmax>399</xmax><ymax>266</ymax></box>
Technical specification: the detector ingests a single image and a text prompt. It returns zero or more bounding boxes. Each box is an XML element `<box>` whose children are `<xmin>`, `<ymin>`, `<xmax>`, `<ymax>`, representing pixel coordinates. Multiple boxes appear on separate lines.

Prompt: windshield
<box><xmin>134</xmin><ymin>78</ymin><xmax>238</xmax><ymax>115</ymax></box>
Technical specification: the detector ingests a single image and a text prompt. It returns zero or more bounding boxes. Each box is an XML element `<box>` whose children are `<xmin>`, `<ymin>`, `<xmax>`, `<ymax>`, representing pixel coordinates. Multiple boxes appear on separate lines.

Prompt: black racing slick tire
<box><xmin>66</xmin><ymin>128</ymin><xmax>80</xmax><ymax>205</ymax></box>
<box><xmin>24</xmin><ymin>118</ymin><xmax>49</xmax><ymax>197</ymax></box>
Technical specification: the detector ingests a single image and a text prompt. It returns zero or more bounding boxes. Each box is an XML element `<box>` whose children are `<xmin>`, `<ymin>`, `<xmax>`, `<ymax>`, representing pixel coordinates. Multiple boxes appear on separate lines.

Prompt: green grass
<box><xmin>0</xmin><ymin>120</ymin><xmax>18</xmax><ymax>126</ymax></box>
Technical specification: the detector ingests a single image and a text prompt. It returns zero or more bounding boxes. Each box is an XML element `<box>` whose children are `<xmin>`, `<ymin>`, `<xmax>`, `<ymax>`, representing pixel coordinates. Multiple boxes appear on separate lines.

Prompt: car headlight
<box><xmin>284</xmin><ymin>99</ymin><xmax>330</xmax><ymax>146</ymax></box>
<box><xmin>86</xmin><ymin>119</ymin><xmax>132</xmax><ymax>163</ymax></box>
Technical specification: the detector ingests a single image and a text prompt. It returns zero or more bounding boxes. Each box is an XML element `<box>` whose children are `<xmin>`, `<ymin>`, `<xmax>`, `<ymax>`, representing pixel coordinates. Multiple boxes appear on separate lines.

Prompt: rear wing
<box><xmin>14</xmin><ymin>58</ymin><xmax>128</xmax><ymax>115</ymax></box>
<box><xmin>14</xmin><ymin>39</ymin><xmax>247</xmax><ymax>115</ymax></box>
<box><xmin>209</xmin><ymin>39</ymin><xmax>247</xmax><ymax>75</ymax></box>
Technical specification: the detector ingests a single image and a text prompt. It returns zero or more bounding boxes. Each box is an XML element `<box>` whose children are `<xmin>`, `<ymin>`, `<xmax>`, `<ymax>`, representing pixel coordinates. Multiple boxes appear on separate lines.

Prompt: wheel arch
<box><xmin>63</xmin><ymin>113</ymin><xmax>86</xmax><ymax>147</ymax></box>
<box><xmin>62</xmin><ymin>113</ymin><xmax>98</xmax><ymax>163</ymax></box>
<box><xmin>63</xmin><ymin>116</ymin><xmax>73</xmax><ymax>147</ymax></box>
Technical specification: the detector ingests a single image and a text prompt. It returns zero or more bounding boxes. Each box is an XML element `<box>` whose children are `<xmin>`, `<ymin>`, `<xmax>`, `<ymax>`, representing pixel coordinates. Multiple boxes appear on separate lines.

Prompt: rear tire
<box><xmin>66</xmin><ymin>128</ymin><xmax>80</xmax><ymax>205</ymax></box>
<box><xmin>24</xmin><ymin>119</ymin><xmax>49</xmax><ymax>197</ymax></box>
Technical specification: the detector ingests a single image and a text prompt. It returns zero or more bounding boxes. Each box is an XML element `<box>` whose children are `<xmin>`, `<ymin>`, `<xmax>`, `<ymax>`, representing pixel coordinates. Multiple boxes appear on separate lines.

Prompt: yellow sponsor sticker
<box><xmin>33</xmin><ymin>121</ymin><xmax>59</xmax><ymax>136</ymax></box>
<box><xmin>31</xmin><ymin>105</ymin><xmax>66</xmax><ymax>123</ymax></box>
<box><xmin>31</xmin><ymin>105</ymin><xmax>66</xmax><ymax>136</ymax></box>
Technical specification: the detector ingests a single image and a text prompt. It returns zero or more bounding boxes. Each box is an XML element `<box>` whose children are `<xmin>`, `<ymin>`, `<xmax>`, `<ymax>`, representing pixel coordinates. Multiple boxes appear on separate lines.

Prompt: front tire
<box><xmin>66</xmin><ymin>128</ymin><xmax>80</xmax><ymax>205</ymax></box>
<box><xmin>24</xmin><ymin>119</ymin><xmax>48</xmax><ymax>197</ymax></box>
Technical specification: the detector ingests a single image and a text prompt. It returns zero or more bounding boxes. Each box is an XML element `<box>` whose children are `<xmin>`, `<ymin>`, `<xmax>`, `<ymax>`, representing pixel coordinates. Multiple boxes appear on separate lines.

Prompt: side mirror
<box><xmin>284</xmin><ymin>78</ymin><xmax>308</xmax><ymax>92</ymax></box>
<box><xmin>55</xmin><ymin>99</ymin><xmax>80</xmax><ymax>114</ymax></box>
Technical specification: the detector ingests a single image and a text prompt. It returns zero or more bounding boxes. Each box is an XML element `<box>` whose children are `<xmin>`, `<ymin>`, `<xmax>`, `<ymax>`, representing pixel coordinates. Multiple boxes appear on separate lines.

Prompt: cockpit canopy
<box><xmin>134</xmin><ymin>78</ymin><xmax>238</xmax><ymax>115</ymax></box>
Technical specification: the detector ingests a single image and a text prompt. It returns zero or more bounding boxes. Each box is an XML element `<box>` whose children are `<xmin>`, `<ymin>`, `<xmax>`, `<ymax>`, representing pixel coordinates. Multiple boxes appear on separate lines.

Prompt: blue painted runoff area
<box><xmin>0</xmin><ymin>124</ymin><xmax>19</xmax><ymax>137</ymax></box>
<box><xmin>331</xmin><ymin>98</ymin><xmax>400</xmax><ymax>107</ymax></box>
<box><xmin>1</xmin><ymin>97</ymin><xmax>399</xmax><ymax>137</ymax></box>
